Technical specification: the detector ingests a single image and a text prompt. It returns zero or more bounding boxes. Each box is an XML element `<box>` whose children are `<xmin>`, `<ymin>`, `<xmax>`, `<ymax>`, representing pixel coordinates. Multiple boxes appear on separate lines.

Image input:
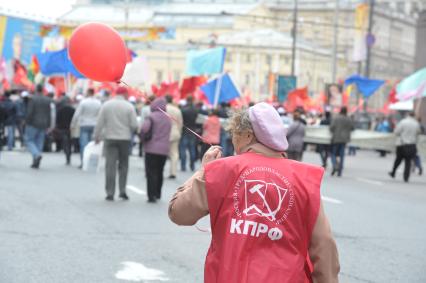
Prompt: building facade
<box><xmin>60</xmin><ymin>0</ymin><xmax>422</xmax><ymax>108</ymax></box>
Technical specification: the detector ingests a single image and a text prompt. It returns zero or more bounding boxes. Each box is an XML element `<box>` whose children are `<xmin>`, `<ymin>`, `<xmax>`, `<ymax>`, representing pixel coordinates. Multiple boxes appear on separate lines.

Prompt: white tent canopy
<box><xmin>389</xmin><ymin>100</ymin><xmax>413</xmax><ymax>111</ymax></box>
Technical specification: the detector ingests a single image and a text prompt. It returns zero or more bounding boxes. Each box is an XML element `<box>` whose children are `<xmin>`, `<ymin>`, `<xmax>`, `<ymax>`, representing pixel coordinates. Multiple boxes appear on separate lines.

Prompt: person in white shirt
<box><xmin>71</xmin><ymin>88</ymin><xmax>101</xmax><ymax>168</ymax></box>
<box><xmin>389</xmin><ymin>111</ymin><xmax>422</xmax><ymax>182</ymax></box>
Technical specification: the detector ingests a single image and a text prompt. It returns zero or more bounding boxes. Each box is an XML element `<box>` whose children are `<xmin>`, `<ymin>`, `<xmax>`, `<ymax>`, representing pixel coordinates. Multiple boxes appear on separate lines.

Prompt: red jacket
<box><xmin>204</xmin><ymin>152</ymin><xmax>323</xmax><ymax>283</ymax></box>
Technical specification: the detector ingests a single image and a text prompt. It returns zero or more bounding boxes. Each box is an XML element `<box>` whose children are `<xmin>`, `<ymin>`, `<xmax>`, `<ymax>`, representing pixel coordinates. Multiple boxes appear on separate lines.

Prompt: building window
<box><xmin>266</xmin><ymin>54</ymin><xmax>272</xmax><ymax>66</ymax></box>
<box><xmin>226</xmin><ymin>52</ymin><xmax>232</xmax><ymax>63</ymax></box>
<box><xmin>264</xmin><ymin>74</ymin><xmax>270</xmax><ymax>86</ymax></box>
<box><xmin>246</xmin><ymin>54</ymin><xmax>251</xmax><ymax>63</ymax></box>
<box><xmin>173</xmin><ymin>71</ymin><xmax>181</xmax><ymax>82</ymax></box>
<box><xmin>279</xmin><ymin>55</ymin><xmax>291</xmax><ymax>66</ymax></box>
<box><xmin>156</xmin><ymin>70</ymin><xmax>163</xmax><ymax>84</ymax></box>
<box><xmin>245</xmin><ymin>73</ymin><xmax>251</xmax><ymax>85</ymax></box>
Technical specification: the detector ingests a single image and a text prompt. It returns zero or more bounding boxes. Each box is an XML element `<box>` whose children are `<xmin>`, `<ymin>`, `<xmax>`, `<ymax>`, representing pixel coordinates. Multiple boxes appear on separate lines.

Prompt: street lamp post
<box><xmin>364</xmin><ymin>0</ymin><xmax>375</xmax><ymax>112</ymax></box>
<box><xmin>291</xmin><ymin>0</ymin><xmax>298</xmax><ymax>77</ymax></box>
<box><xmin>331</xmin><ymin>0</ymin><xmax>340</xmax><ymax>83</ymax></box>
<box><xmin>365</xmin><ymin>0</ymin><xmax>375</xmax><ymax>79</ymax></box>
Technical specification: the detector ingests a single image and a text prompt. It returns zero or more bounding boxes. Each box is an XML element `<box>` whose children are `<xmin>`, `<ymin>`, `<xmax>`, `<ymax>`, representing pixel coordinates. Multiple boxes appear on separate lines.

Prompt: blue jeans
<box><xmin>179</xmin><ymin>134</ymin><xmax>196</xmax><ymax>171</ymax></box>
<box><xmin>79</xmin><ymin>126</ymin><xmax>95</xmax><ymax>161</ymax></box>
<box><xmin>414</xmin><ymin>155</ymin><xmax>422</xmax><ymax>171</ymax></box>
<box><xmin>331</xmin><ymin>143</ymin><xmax>346</xmax><ymax>176</ymax></box>
<box><xmin>220</xmin><ymin>130</ymin><xmax>234</xmax><ymax>157</ymax></box>
<box><xmin>348</xmin><ymin>145</ymin><xmax>357</xmax><ymax>156</ymax></box>
<box><xmin>25</xmin><ymin>125</ymin><xmax>46</xmax><ymax>159</ymax></box>
<box><xmin>6</xmin><ymin>125</ymin><xmax>15</xmax><ymax>150</ymax></box>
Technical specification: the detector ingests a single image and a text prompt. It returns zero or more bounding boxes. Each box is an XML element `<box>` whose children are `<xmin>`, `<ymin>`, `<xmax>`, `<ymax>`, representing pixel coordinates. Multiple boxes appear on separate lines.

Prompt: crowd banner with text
<box><xmin>0</xmin><ymin>16</ymin><xmax>7</xmax><ymax>58</ymax></box>
<box><xmin>325</xmin><ymin>83</ymin><xmax>343</xmax><ymax>109</ymax></box>
<box><xmin>1</xmin><ymin>16</ymin><xmax>43</xmax><ymax>65</ymax></box>
<box><xmin>119</xmin><ymin>27</ymin><xmax>175</xmax><ymax>41</ymax></box>
<box><xmin>352</xmin><ymin>3</ymin><xmax>369</xmax><ymax>62</ymax></box>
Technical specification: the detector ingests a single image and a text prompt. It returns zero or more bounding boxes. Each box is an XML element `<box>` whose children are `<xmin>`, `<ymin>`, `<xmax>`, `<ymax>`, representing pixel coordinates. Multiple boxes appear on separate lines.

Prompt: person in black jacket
<box><xmin>317</xmin><ymin>111</ymin><xmax>331</xmax><ymax>168</ymax></box>
<box><xmin>56</xmin><ymin>96</ymin><xmax>75</xmax><ymax>165</ymax></box>
<box><xmin>0</xmin><ymin>95</ymin><xmax>8</xmax><ymax>156</ymax></box>
<box><xmin>25</xmin><ymin>85</ymin><xmax>53</xmax><ymax>169</ymax></box>
<box><xmin>179</xmin><ymin>96</ymin><xmax>198</xmax><ymax>171</ymax></box>
<box><xmin>1</xmin><ymin>91</ymin><xmax>17</xmax><ymax>150</ymax></box>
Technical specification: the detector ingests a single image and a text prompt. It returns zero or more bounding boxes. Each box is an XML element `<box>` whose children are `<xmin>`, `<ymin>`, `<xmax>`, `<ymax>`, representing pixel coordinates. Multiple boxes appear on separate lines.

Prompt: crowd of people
<box><xmin>0</xmin><ymin>85</ymin><xmax>425</xmax><ymax>283</ymax></box>
<box><xmin>280</xmin><ymin>105</ymin><xmax>424</xmax><ymax>181</ymax></box>
<box><xmin>0</xmin><ymin>86</ymin><xmax>425</xmax><ymax>201</ymax></box>
<box><xmin>0</xmin><ymin>86</ymin><xmax>238</xmax><ymax>202</ymax></box>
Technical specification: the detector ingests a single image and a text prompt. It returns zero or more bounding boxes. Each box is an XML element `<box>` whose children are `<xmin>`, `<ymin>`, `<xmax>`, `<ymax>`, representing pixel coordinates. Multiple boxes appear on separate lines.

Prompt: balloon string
<box><xmin>121</xmin><ymin>84</ymin><xmax>213</xmax><ymax>234</ymax></box>
<box><xmin>195</xmin><ymin>225</ymin><xmax>211</xmax><ymax>233</ymax></box>
<box><xmin>156</xmin><ymin>107</ymin><xmax>212</xmax><ymax>146</ymax></box>
<box><xmin>119</xmin><ymin>80</ymin><xmax>212</xmax><ymax>146</ymax></box>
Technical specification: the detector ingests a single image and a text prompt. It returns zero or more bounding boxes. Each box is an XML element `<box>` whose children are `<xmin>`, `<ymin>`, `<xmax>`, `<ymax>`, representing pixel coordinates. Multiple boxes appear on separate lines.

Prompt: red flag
<box><xmin>180</xmin><ymin>76</ymin><xmax>207</xmax><ymax>98</ymax></box>
<box><xmin>151</xmin><ymin>84</ymin><xmax>159</xmax><ymax>95</ymax></box>
<box><xmin>28</xmin><ymin>55</ymin><xmax>40</xmax><ymax>74</ymax></box>
<box><xmin>388</xmin><ymin>83</ymin><xmax>399</xmax><ymax>104</ymax></box>
<box><xmin>2</xmin><ymin>79</ymin><xmax>10</xmax><ymax>90</ymax></box>
<box><xmin>284</xmin><ymin>86</ymin><xmax>309</xmax><ymax>112</ymax></box>
<box><xmin>48</xmin><ymin>77</ymin><xmax>65</xmax><ymax>96</ymax></box>
<box><xmin>152</xmin><ymin>81</ymin><xmax>179</xmax><ymax>98</ymax></box>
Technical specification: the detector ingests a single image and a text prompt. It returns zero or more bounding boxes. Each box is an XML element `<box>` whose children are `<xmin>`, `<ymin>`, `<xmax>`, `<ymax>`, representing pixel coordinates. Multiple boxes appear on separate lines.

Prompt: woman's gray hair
<box><xmin>226</xmin><ymin>108</ymin><xmax>254</xmax><ymax>134</ymax></box>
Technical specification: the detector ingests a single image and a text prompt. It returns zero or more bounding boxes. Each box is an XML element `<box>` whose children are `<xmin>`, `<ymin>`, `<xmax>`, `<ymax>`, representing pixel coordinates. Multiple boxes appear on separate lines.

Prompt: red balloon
<box><xmin>69</xmin><ymin>23</ymin><xmax>127</xmax><ymax>82</ymax></box>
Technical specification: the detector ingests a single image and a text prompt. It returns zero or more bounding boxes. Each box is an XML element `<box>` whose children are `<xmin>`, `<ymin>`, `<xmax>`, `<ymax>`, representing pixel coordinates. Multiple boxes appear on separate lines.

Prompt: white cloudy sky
<box><xmin>0</xmin><ymin>0</ymin><xmax>76</xmax><ymax>19</ymax></box>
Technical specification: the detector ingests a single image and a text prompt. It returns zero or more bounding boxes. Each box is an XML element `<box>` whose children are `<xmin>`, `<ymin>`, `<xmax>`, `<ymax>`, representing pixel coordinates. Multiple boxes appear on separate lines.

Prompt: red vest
<box><xmin>204</xmin><ymin>152</ymin><xmax>323</xmax><ymax>283</ymax></box>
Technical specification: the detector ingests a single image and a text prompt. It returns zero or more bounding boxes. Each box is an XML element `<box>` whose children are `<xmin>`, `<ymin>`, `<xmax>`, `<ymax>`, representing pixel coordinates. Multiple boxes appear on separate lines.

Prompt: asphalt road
<box><xmin>0</xmin><ymin>148</ymin><xmax>425</xmax><ymax>283</ymax></box>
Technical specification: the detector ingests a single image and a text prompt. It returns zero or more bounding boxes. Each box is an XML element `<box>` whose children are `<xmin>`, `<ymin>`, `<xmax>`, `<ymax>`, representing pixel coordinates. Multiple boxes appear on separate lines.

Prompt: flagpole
<box><xmin>213</xmin><ymin>73</ymin><xmax>223</xmax><ymax>109</ymax></box>
<box><xmin>414</xmin><ymin>82</ymin><xmax>426</xmax><ymax>117</ymax></box>
<box><xmin>415</xmin><ymin>97</ymin><xmax>423</xmax><ymax>117</ymax></box>
<box><xmin>64</xmin><ymin>74</ymin><xmax>69</xmax><ymax>96</ymax></box>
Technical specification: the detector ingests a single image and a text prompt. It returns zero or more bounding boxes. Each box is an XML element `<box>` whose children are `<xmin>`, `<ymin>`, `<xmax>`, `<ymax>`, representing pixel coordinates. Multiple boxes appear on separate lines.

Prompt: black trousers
<box><xmin>391</xmin><ymin>144</ymin><xmax>417</xmax><ymax>182</ymax></box>
<box><xmin>57</xmin><ymin>129</ymin><xmax>72</xmax><ymax>163</ymax></box>
<box><xmin>145</xmin><ymin>153</ymin><xmax>167</xmax><ymax>201</ymax></box>
<box><xmin>317</xmin><ymin>144</ymin><xmax>330</xmax><ymax>167</ymax></box>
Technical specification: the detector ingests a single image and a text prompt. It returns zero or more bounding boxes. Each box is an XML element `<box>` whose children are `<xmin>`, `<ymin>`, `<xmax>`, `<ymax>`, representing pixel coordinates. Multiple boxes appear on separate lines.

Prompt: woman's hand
<box><xmin>202</xmin><ymin>146</ymin><xmax>222</xmax><ymax>166</ymax></box>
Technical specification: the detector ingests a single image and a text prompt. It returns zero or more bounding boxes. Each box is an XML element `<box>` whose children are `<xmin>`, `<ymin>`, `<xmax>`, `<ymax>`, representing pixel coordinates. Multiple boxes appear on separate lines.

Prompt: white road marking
<box><xmin>127</xmin><ymin>185</ymin><xmax>146</xmax><ymax>195</ymax></box>
<box><xmin>321</xmin><ymin>196</ymin><xmax>343</xmax><ymax>204</ymax></box>
<box><xmin>355</xmin><ymin>177</ymin><xmax>384</xmax><ymax>186</ymax></box>
<box><xmin>115</xmin><ymin>261</ymin><xmax>169</xmax><ymax>282</ymax></box>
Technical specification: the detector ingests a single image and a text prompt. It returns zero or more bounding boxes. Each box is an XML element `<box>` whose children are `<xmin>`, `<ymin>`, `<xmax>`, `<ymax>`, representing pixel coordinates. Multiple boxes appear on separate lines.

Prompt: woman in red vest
<box><xmin>169</xmin><ymin>102</ymin><xmax>340</xmax><ymax>283</ymax></box>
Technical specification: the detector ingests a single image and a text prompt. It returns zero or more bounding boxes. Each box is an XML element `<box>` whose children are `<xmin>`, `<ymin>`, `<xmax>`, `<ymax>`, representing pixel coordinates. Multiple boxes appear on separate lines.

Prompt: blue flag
<box><xmin>344</xmin><ymin>75</ymin><xmax>385</xmax><ymax>98</ymax></box>
<box><xmin>37</xmin><ymin>48</ymin><xmax>85</xmax><ymax>78</ymax></box>
<box><xmin>201</xmin><ymin>73</ymin><xmax>240</xmax><ymax>104</ymax></box>
<box><xmin>186</xmin><ymin>47</ymin><xmax>226</xmax><ymax>76</ymax></box>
